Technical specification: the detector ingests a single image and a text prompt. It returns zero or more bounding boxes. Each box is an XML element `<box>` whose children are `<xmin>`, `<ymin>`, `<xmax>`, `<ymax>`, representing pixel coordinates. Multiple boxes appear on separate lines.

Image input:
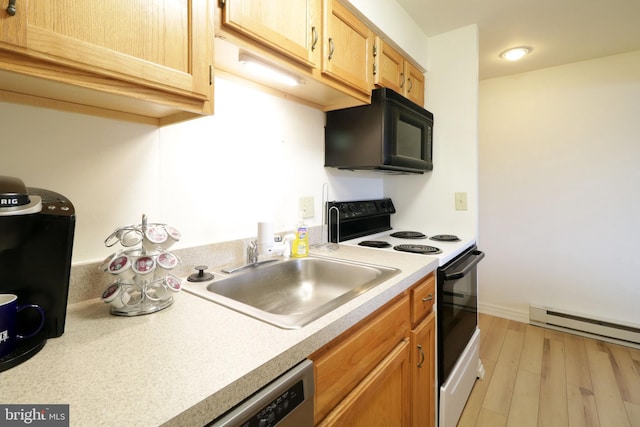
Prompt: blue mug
<box><xmin>0</xmin><ymin>294</ymin><xmax>45</xmax><ymax>359</ymax></box>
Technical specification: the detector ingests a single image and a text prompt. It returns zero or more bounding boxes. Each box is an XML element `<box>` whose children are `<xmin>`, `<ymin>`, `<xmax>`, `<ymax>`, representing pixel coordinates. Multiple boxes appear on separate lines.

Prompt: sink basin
<box><xmin>185</xmin><ymin>257</ymin><xmax>400</xmax><ymax>329</ymax></box>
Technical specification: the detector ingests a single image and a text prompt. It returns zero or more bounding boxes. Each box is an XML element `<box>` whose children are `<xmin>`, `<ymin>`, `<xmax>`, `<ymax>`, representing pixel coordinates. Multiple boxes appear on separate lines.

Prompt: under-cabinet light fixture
<box><xmin>499</xmin><ymin>46</ymin><xmax>531</xmax><ymax>61</ymax></box>
<box><xmin>238</xmin><ymin>52</ymin><xmax>304</xmax><ymax>87</ymax></box>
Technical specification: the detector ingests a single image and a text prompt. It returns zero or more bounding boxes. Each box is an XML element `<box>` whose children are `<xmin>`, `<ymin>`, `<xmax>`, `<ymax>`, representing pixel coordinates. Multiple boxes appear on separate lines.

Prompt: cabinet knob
<box><xmin>6</xmin><ymin>0</ymin><xmax>17</xmax><ymax>16</ymax></box>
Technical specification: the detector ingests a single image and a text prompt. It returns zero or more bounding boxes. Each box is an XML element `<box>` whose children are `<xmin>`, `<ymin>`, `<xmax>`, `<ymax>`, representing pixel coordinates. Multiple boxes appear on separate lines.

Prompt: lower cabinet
<box><xmin>309</xmin><ymin>271</ymin><xmax>436</xmax><ymax>426</ymax></box>
<box><xmin>411</xmin><ymin>311</ymin><xmax>436</xmax><ymax>427</ymax></box>
<box><xmin>318</xmin><ymin>338</ymin><xmax>411</xmax><ymax>426</ymax></box>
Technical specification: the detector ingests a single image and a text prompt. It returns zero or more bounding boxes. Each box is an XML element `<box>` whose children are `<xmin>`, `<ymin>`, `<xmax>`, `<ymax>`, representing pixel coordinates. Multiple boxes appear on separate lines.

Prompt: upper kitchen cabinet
<box><xmin>0</xmin><ymin>0</ymin><xmax>214</xmax><ymax>125</ymax></box>
<box><xmin>215</xmin><ymin>0</ymin><xmax>371</xmax><ymax>110</ymax></box>
<box><xmin>374</xmin><ymin>37</ymin><xmax>425</xmax><ymax>106</ymax></box>
<box><xmin>219</xmin><ymin>0</ymin><xmax>320</xmax><ymax>69</ymax></box>
<box><xmin>404</xmin><ymin>61</ymin><xmax>424</xmax><ymax>106</ymax></box>
<box><xmin>321</xmin><ymin>0</ymin><xmax>373</xmax><ymax>96</ymax></box>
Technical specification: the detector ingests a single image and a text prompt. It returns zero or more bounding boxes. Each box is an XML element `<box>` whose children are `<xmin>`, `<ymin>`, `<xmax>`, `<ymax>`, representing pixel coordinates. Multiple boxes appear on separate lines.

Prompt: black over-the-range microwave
<box><xmin>324</xmin><ymin>88</ymin><xmax>433</xmax><ymax>174</ymax></box>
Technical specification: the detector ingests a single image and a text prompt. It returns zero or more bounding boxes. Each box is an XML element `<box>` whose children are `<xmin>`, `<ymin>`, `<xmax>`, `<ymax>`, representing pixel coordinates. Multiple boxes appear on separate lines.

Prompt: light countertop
<box><xmin>0</xmin><ymin>245</ymin><xmax>449</xmax><ymax>426</ymax></box>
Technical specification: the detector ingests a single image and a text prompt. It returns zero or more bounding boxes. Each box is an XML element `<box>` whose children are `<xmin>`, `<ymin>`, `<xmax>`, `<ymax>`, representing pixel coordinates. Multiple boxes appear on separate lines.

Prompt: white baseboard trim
<box><xmin>478</xmin><ymin>302</ymin><xmax>528</xmax><ymax>323</ymax></box>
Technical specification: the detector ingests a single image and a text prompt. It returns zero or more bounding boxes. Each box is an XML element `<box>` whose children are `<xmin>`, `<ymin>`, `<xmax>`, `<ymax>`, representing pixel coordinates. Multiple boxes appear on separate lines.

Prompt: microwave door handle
<box><xmin>443</xmin><ymin>251</ymin><xmax>485</xmax><ymax>280</ymax></box>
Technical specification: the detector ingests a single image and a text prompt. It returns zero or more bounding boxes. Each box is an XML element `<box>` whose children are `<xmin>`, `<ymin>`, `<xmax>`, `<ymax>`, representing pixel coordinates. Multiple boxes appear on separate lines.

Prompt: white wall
<box><xmin>347</xmin><ymin>0</ymin><xmax>428</xmax><ymax>68</ymax></box>
<box><xmin>478</xmin><ymin>50</ymin><xmax>640</xmax><ymax>325</ymax></box>
<box><xmin>386</xmin><ymin>25</ymin><xmax>479</xmax><ymax>236</ymax></box>
<box><xmin>0</xmin><ymin>78</ymin><xmax>383</xmax><ymax>264</ymax></box>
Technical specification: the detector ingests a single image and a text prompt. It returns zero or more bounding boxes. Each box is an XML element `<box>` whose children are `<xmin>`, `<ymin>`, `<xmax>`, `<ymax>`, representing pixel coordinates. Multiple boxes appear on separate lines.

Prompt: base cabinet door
<box><xmin>411</xmin><ymin>311</ymin><xmax>436</xmax><ymax>427</ymax></box>
<box><xmin>318</xmin><ymin>338</ymin><xmax>411</xmax><ymax>427</ymax></box>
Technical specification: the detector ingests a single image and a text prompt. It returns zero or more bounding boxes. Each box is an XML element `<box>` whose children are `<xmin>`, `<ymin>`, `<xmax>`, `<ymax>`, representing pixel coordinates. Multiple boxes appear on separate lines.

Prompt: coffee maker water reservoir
<box><xmin>0</xmin><ymin>176</ymin><xmax>75</xmax><ymax>372</ymax></box>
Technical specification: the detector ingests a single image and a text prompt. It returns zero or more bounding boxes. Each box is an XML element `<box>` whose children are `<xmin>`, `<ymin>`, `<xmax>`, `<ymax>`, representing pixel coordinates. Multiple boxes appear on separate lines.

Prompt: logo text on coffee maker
<box><xmin>0</xmin><ymin>198</ymin><xmax>19</xmax><ymax>206</ymax></box>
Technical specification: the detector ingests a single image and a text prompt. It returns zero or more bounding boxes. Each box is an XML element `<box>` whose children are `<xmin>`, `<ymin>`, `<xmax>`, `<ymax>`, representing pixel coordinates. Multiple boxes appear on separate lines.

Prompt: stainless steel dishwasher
<box><xmin>209</xmin><ymin>359</ymin><xmax>314</xmax><ymax>427</ymax></box>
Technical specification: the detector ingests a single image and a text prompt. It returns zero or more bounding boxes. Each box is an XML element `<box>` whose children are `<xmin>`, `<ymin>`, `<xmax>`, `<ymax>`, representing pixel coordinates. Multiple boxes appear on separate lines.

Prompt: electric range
<box><xmin>328</xmin><ymin>198</ymin><xmax>484</xmax><ymax>427</ymax></box>
<box><xmin>326</xmin><ymin>198</ymin><xmax>475</xmax><ymax>265</ymax></box>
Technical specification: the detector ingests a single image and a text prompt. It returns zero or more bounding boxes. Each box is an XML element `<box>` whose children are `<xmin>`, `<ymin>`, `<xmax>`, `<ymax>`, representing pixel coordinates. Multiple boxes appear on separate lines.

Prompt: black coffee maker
<box><xmin>0</xmin><ymin>176</ymin><xmax>75</xmax><ymax>371</ymax></box>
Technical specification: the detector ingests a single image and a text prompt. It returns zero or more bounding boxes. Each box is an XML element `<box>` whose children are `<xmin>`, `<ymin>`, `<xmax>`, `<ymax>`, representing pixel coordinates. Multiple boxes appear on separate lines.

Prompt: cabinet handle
<box><xmin>328</xmin><ymin>38</ymin><xmax>335</xmax><ymax>61</ymax></box>
<box><xmin>6</xmin><ymin>0</ymin><xmax>17</xmax><ymax>16</ymax></box>
<box><xmin>408</xmin><ymin>78</ymin><xmax>413</xmax><ymax>93</ymax></box>
<box><xmin>422</xmin><ymin>294</ymin><xmax>433</xmax><ymax>303</ymax></box>
<box><xmin>311</xmin><ymin>27</ymin><xmax>318</xmax><ymax>51</ymax></box>
<box><xmin>400</xmin><ymin>72</ymin><xmax>405</xmax><ymax>88</ymax></box>
<box><xmin>417</xmin><ymin>344</ymin><xmax>425</xmax><ymax>368</ymax></box>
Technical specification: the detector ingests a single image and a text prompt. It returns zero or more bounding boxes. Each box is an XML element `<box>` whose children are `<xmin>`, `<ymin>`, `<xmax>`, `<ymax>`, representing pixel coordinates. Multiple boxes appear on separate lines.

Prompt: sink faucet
<box><xmin>247</xmin><ymin>240</ymin><xmax>259</xmax><ymax>265</ymax></box>
<box><xmin>221</xmin><ymin>228</ymin><xmax>296</xmax><ymax>275</ymax></box>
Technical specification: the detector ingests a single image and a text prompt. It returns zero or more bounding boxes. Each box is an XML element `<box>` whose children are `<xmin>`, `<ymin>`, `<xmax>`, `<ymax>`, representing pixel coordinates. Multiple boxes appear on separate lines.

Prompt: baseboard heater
<box><xmin>529</xmin><ymin>304</ymin><xmax>640</xmax><ymax>349</ymax></box>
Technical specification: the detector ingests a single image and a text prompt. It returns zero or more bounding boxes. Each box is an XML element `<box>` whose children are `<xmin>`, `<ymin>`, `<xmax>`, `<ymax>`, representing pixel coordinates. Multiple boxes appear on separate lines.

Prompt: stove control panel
<box><xmin>327</xmin><ymin>198</ymin><xmax>395</xmax><ymax>220</ymax></box>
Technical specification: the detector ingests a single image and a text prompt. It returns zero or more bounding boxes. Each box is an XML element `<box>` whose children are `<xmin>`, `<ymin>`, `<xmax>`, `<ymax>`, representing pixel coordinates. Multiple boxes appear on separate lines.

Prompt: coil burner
<box><xmin>390</xmin><ymin>231</ymin><xmax>427</xmax><ymax>239</ymax></box>
<box><xmin>429</xmin><ymin>234</ymin><xmax>461</xmax><ymax>242</ymax></box>
<box><xmin>393</xmin><ymin>244</ymin><xmax>442</xmax><ymax>255</ymax></box>
<box><xmin>358</xmin><ymin>240</ymin><xmax>392</xmax><ymax>248</ymax></box>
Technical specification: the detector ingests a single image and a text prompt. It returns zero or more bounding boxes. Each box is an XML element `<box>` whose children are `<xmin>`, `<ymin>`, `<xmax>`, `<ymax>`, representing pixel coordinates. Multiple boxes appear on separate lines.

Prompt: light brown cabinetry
<box><xmin>321</xmin><ymin>0</ymin><xmax>374</xmax><ymax>96</ymax></box>
<box><xmin>0</xmin><ymin>0</ymin><xmax>214</xmax><ymax>125</ymax></box>
<box><xmin>310</xmin><ymin>271</ymin><xmax>437</xmax><ymax>426</ymax></box>
<box><xmin>219</xmin><ymin>0</ymin><xmax>321</xmax><ymax>68</ymax></box>
<box><xmin>215</xmin><ymin>0</ymin><xmax>372</xmax><ymax>110</ymax></box>
<box><xmin>374</xmin><ymin>37</ymin><xmax>425</xmax><ymax>106</ymax></box>
<box><xmin>310</xmin><ymin>294</ymin><xmax>411</xmax><ymax>426</ymax></box>
<box><xmin>410</xmin><ymin>272</ymin><xmax>436</xmax><ymax>427</ymax></box>
<box><xmin>318</xmin><ymin>339</ymin><xmax>411</xmax><ymax>426</ymax></box>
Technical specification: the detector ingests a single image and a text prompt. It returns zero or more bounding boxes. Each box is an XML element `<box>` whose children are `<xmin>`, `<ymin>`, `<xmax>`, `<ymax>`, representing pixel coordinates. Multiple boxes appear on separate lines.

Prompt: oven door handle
<box><xmin>442</xmin><ymin>250</ymin><xmax>485</xmax><ymax>280</ymax></box>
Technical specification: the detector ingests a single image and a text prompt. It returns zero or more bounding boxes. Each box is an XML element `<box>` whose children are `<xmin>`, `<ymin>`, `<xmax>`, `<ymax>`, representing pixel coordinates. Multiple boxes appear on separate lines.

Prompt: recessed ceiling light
<box><xmin>500</xmin><ymin>47</ymin><xmax>531</xmax><ymax>61</ymax></box>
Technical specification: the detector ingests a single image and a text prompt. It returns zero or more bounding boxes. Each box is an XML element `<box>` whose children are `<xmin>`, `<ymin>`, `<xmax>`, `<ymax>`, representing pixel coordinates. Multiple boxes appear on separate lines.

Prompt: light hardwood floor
<box><xmin>458</xmin><ymin>313</ymin><xmax>640</xmax><ymax>427</ymax></box>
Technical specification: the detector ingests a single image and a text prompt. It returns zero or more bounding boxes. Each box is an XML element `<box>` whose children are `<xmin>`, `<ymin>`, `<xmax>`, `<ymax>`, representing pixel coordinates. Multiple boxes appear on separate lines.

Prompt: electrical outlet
<box><xmin>299</xmin><ymin>196</ymin><xmax>314</xmax><ymax>219</ymax></box>
<box><xmin>455</xmin><ymin>192</ymin><xmax>468</xmax><ymax>211</ymax></box>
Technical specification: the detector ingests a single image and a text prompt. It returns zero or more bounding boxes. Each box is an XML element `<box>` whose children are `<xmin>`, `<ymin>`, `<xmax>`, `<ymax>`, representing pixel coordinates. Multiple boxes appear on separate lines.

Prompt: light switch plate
<box><xmin>299</xmin><ymin>196</ymin><xmax>314</xmax><ymax>218</ymax></box>
<box><xmin>455</xmin><ymin>192</ymin><xmax>468</xmax><ymax>211</ymax></box>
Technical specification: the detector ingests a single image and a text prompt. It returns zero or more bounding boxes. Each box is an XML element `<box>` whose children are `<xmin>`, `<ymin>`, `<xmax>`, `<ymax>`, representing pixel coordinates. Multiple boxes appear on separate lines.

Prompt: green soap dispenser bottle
<box><xmin>292</xmin><ymin>214</ymin><xmax>309</xmax><ymax>258</ymax></box>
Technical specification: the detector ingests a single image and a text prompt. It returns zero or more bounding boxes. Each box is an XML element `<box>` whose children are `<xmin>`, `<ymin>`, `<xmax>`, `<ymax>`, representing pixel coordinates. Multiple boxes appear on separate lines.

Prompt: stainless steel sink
<box><xmin>185</xmin><ymin>257</ymin><xmax>400</xmax><ymax>329</ymax></box>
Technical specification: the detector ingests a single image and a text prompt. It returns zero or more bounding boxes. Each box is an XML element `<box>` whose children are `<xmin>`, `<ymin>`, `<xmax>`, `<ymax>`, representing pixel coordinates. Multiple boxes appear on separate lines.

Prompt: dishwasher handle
<box><xmin>442</xmin><ymin>250</ymin><xmax>485</xmax><ymax>281</ymax></box>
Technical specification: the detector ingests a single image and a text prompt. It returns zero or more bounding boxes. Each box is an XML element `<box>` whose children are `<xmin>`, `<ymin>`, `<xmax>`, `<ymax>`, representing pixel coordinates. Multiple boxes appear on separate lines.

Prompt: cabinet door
<box><xmin>311</xmin><ymin>295</ymin><xmax>410</xmax><ymax>424</ymax></box>
<box><xmin>0</xmin><ymin>1</ymin><xmax>26</xmax><ymax>48</ymax></box>
<box><xmin>404</xmin><ymin>61</ymin><xmax>425</xmax><ymax>106</ymax></box>
<box><xmin>8</xmin><ymin>0</ymin><xmax>211</xmax><ymax>97</ymax></box>
<box><xmin>220</xmin><ymin>0</ymin><xmax>320</xmax><ymax>68</ymax></box>
<box><xmin>322</xmin><ymin>0</ymin><xmax>373</xmax><ymax>95</ymax></box>
<box><xmin>374</xmin><ymin>37</ymin><xmax>403</xmax><ymax>93</ymax></box>
<box><xmin>373</xmin><ymin>37</ymin><xmax>425</xmax><ymax>107</ymax></box>
<box><xmin>411</xmin><ymin>312</ymin><xmax>436</xmax><ymax>427</ymax></box>
<box><xmin>319</xmin><ymin>339</ymin><xmax>411</xmax><ymax>427</ymax></box>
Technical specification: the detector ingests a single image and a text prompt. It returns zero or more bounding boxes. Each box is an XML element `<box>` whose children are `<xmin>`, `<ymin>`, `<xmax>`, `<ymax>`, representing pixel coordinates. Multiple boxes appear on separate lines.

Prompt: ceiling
<box><xmin>394</xmin><ymin>0</ymin><xmax>640</xmax><ymax>80</ymax></box>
